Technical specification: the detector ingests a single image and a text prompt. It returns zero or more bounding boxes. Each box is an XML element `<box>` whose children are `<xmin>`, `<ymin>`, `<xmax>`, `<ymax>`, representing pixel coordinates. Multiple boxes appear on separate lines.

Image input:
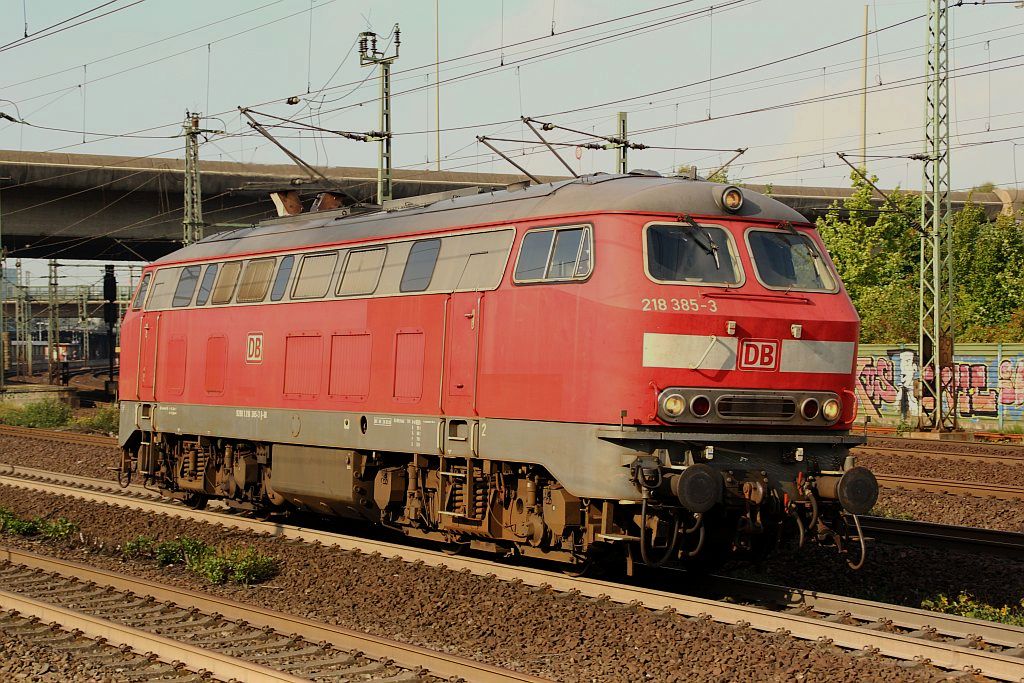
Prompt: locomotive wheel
<box><xmin>182</xmin><ymin>493</ymin><xmax>209</xmax><ymax>510</ymax></box>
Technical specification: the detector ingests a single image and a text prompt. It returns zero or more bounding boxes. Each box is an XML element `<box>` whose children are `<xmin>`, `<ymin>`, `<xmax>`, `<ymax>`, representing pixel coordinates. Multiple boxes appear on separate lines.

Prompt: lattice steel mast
<box><xmin>918</xmin><ymin>0</ymin><xmax>956</xmax><ymax>431</ymax></box>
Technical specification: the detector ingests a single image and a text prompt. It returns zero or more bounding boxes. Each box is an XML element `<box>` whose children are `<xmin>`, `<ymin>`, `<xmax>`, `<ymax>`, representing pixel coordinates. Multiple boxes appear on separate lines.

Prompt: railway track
<box><xmin>875</xmin><ymin>473</ymin><xmax>1024</xmax><ymax>501</ymax></box>
<box><xmin>860</xmin><ymin>515</ymin><xmax>1024</xmax><ymax>561</ymax></box>
<box><xmin>859</xmin><ymin>443</ymin><xmax>1024</xmax><ymax>466</ymax></box>
<box><xmin>0</xmin><ymin>605</ymin><xmax>214</xmax><ymax>682</ymax></box>
<box><xmin>0</xmin><ymin>424</ymin><xmax>116</xmax><ymax>448</ymax></box>
<box><xmin>2</xmin><ymin>465</ymin><xmax>1024</xmax><ymax>680</ymax></box>
<box><xmin>0</xmin><ymin>548</ymin><xmax>542</xmax><ymax>683</ymax></box>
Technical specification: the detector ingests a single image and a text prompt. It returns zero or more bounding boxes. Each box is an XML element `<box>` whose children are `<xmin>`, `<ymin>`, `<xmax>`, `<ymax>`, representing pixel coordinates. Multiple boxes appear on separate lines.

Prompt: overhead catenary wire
<box><xmin>0</xmin><ymin>0</ymin><xmax>148</xmax><ymax>55</ymax></box>
<box><xmin>4</xmin><ymin>3</ymin><xmax>1010</xmax><ymax>164</ymax></box>
<box><xmin>2</xmin><ymin>1</ymin><xmax>1015</xmax><ymax>216</ymax></box>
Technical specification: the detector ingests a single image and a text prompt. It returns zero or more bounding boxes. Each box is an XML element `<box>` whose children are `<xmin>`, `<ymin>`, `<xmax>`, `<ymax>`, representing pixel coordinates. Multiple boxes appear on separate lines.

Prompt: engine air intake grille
<box><xmin>717</xmin><ymin>395</ymin><xmax>796</xmax><ymax>420</ymax></box>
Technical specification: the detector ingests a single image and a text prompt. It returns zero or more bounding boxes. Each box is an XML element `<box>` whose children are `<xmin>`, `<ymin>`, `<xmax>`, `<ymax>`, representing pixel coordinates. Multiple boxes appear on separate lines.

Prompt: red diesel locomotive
<box><xmin>117</xmin><ymin>172</ymin><xmax>878</xmax><ymax>571</ymax></box>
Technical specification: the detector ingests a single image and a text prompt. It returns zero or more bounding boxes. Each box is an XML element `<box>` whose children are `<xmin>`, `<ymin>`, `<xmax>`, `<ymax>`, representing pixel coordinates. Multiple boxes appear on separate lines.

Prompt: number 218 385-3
<box><xmin>641</xmin><ymin>298</ymin><xmax>718</xmax><ymax>312</ymax></box>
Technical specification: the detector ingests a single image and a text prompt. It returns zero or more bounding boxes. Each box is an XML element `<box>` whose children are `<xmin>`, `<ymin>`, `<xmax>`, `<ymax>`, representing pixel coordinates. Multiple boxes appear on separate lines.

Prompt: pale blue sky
<box><xmin>1</xmin><ymin>0</ymin><xmax>1023</xmax><ymax>283</ymax></box>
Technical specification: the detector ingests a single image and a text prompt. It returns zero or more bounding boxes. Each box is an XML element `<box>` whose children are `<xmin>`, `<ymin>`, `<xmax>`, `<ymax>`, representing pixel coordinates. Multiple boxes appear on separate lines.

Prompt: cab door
<box><xmin>137</xmin><ymin>311</ymin><xmax>161</xmax><ymax>402</ymax></box>
<box><xmin>443</xmin><ymin>292</ymin><xmax>482</xmax><ymax>417</ymax></box>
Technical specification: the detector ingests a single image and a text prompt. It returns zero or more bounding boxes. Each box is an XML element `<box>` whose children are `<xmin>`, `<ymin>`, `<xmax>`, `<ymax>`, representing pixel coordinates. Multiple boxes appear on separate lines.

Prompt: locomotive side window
<box><xmin>513</xmin><ymin>225</ymin><xmax>593</xmax><ymax>283</ymax></box>
<box><xmin>645</xmin><ymin>223</ymin><xmax>741</xmax><ymax>285</ymax></box>
<box><xmin>195</xmin><ymin>264</ymin><xmax>218</xmax><ymax>306</ymax></box>
<box><xmin>210</xmin><ymin>261</ymin><xmax>242</xmax><ymax>305</ymax></box>
<box><xmin>548</xmin><ymin>228</ymin><xmax>586</xmax><ymax>278</ymax></box>
<box><xmin>746</xmin><ymin>229</ymin><xmax>837</xmax><ymax>292</ymax></box>
<box><xmin>145</xmin><ymin>267</ymin><xmax>182</xmax><ymax>310</ymax></box>
<box><xmin>338</xmin><ymin>247</ymin><xmax>386</xmax><ymax>296</ymax></box>
<box><xmin>270</xmin><ymin>255</ymin><xmax>294</xmax><ymax>302</ymax></box>
<box><xmin>515</xmin><ymin>231</ymin><xmax>553</xmax><ymax>280</ymax></box>
<box><xmin>236</xmin><ymin>258</ymin><xmax>276</xmax><ymax>303</ymax></box>
<box><xmin>131</xmin><ymin>273</ymin><xmax>151</xmax><ymax>309</ymax></box>
<box><xmin>172</xmin><ymin>265</ymin><xmax>202</xmax><ymax>307</ymax></box>
<box><xmin>400</xmin><ymin>239</ymin><xmax>441</xmax><ymax>292</ymax></box>
<box><xmin>444</xmin><ymin>228</ymin><xmax>516</xmax><ymax>291</ymax></box>
<box><xmin>292</xmin><ymin>251</ymin><xmax>338</xmax><ymax>299</ymax></box>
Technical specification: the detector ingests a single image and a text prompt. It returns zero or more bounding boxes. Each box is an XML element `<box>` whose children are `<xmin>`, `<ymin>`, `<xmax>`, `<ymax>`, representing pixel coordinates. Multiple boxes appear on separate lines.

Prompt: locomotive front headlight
<box><xmin>822</xmin><ymin>398</ymin><xmax>841</xmax><ymax>422</ymax></box>
<box><xmin>662</xmin><ymin>393</ymin><xmax>686</xmax><ymax>417</ymax></box>
<box><xmin>721</xmin><ymin>186</ymin><xmax>744</xmax><ymax>212</ymax></box>
<box><xmin>690</xmin><ymin>395</ymin><xmax>712</xmax><ymax>418</ymax></box>
<box><xmin>800</xmin><ymin>398</ymin><xmax>820</xmax><ymax>420</ymax></box>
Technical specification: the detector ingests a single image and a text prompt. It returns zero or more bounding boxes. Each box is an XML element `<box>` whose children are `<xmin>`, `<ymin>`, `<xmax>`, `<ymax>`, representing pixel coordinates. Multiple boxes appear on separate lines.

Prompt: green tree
<box><xmin>818</xmin><ymin>169</ymin><xmax>1024</xmax><ymax>344</ymax></box>
<box><xmin>816</xmin><ymin>169</ymin><xmax>920</xmax><ymax>343</ymax></box>
<box><xmin>953</xmin><ymin>205</ymin><xmax>1024</xmax><ymax>341</ymax></box>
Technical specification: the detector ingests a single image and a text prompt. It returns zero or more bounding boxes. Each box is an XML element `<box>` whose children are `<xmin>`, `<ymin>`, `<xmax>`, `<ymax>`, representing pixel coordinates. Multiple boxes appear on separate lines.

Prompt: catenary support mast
<box><xmin>918</xmin><ymin>0</ymin><xmax>956</xmax><ymax>431</ymax></box>
<box><xmin>359</xmin><ymin>26</ymin><xmax>401</xmax><ymax>204</ymax></box>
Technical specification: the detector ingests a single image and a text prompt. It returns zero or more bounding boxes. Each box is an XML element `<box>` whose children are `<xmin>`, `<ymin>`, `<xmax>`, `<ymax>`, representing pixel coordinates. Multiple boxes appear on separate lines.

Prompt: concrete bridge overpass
<box><xmin>0</xmin><ymin>149</ymin><xmax>1019</xmax><ymax>262</ymax></box>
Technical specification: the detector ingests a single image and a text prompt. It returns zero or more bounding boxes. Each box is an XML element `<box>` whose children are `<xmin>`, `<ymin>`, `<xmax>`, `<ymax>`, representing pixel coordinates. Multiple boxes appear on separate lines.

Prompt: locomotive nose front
<box><xmin>633</xmin><ymin>210</ymin><xmax>872</xmax><ymax>564</ymax></box>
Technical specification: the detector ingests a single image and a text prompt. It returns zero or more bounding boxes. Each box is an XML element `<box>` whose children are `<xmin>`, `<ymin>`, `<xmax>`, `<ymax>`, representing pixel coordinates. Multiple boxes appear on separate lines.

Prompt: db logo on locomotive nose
<box><xmin>738</xmin><ymin>339</ymin><xmax>779</xmax><ymax>371</ymax></box>
<box><xmin>246</xmin><ymin>332</ymin><xmax>264</xmax><ymax>364</ymax></box>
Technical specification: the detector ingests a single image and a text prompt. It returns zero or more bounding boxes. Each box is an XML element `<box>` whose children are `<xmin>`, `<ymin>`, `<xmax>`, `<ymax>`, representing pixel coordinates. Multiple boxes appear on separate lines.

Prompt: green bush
<box><xmin>72</xmin><ymin>405</ymin><xmax>119</xmax><ymax>434</ymax></box>
<box><xmin>868</xmin><ymin>505</ymin><xmax>915</xmax><ymax>521</ymax></box>
<box><xmin>0</xmin><ymin>508</ymin><xmax>77</xmax><ymax>540</ymax></box>
<box><xmin>923</xmin><ymin>593</ymin><xmax>1024</xmax><ymax>627</ymax></box>
<box><xmin>154</xmin><ymin>537</ymin><xmax>208</xmax><ymax>566</ymax></box>
<box><xmin>147</xmin><ymin>536</ymin><xmax>276</xmax><ymax>585</ymax></box>
<box><xmin>193</xmin><ymin>553</ymin><xmax>233</xmax><ymax>585</ymax></box>
<box><xmin>0</xmin><ymin>507</ymin><xmax>16</xmax><ymax>533</ymax></box>
<box><xmin>228</xmin><ymin>548</ymin><xmax>278</xmax><ymax>585</ymax></box>
<box><xmin>0</xmin><ymin>400</ymin><xmax>72</xmax><ymax>429</ymax></box>
<box><xmin>122</xmin><ymin>536</ymin><xmax>154</xmax><ymax>559</ymax></box>
<box><xmin>38</xmin><ymin>518</ymin><xmax>79</xmax><ymax>541</ymax></box>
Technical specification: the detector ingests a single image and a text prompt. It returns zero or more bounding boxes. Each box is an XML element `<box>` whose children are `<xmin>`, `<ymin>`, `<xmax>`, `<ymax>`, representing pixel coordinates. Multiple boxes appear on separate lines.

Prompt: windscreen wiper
<box><xmin>680</xmin><ymin>215</ymin><xmax>721</xmax><ymax>269</ymax></box>
<box><xmin>779</xmin><ymin>221</ymin><xmax>817</xmax><ymax>259</ymax></box>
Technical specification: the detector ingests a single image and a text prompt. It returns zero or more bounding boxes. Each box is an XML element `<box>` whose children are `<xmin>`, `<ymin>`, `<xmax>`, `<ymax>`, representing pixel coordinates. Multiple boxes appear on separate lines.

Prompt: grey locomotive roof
<box><xmin>157</xmin><ymin>173</ymin><xmax>808</xmax><ymax>264</ymax></box>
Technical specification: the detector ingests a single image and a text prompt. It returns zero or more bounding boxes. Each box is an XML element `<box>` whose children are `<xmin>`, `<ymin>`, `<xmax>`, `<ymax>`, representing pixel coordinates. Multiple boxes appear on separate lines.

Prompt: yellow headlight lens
<box><xmin>663</xmin><ymin>394</ymin><xmax>686</xmax><ymax>417</ymax></box>
<box><xmin>822</xmin><ymin>398</ymin><xmax>841</xmax><ymax>421</ymax></box>
<box><xmin>722</xmin><ymin>186</ymin><xmax>744</xmax><ymax>212</ymax></box>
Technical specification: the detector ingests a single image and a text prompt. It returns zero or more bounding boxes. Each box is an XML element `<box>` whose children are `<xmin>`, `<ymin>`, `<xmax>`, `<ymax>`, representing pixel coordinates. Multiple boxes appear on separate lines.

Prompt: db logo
<box><xmin>246</xmin><ymin>332</ymin><xmax>264</xmax><ymax>364</ymax></box>
<box><xmin>738</xmin><ymin>339</ymin><xmax>779</xmax><ymax>371</ymax></box>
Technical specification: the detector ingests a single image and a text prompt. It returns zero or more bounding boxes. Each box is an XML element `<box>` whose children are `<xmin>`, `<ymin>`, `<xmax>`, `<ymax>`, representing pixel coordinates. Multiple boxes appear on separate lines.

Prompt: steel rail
<box><xmin>2</xmin><ymin>469</ymin><xmax>1024</xmax><ymax>679</ymax></box>
<box><xmin>0</xmin><ymin>584</ymin><xmax>302</xmax><ymax>683</ymax></box>
<box><xmin>0</xmin><ymin>424</ymin><xmax>116</xmax><ymax>448</ymax></box>
<box><xmin>0</xmin><ymin>548</ymin><xmax>547</xmax><ymax>683</ymax></box>
<box><xmin>703</xmin><ymin>573</ymin><xmax>1024</xmax><ymax>648</ymax></box>
<box><xmin>875</xmin><ymin>473</ymin><xmax>1024</xmax><ymax>501</ymax></box>
<box><xmin>0</xmin><ymin>462</ymin><xmax>154</xmax><ymax>499</ymax></box>
<box><xmin>858</xmin><ymin>444</ymin><xmax>1024</xmax><ymax>465</ymax></box>
<box><xmin>864</xmin><ymin>429</ymin><xmax>1024</xmax><ymax>446</ymax></box>
<box><xmin>860</xmin><ymin>515</ymin><xmax>1024</xmax><ymax>561</ymax></box>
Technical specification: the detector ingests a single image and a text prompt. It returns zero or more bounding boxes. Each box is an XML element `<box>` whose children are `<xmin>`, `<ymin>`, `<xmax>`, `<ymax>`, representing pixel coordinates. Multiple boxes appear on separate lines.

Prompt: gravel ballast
<box><xmin>0</xmin><ymin>435</ymin><xmax>114</xmax><ymax>481</ymax></box>
<box><xmin>0</xmin><ymin>485</ymin><xmax>954</xmax><ymax>683</ymax></box>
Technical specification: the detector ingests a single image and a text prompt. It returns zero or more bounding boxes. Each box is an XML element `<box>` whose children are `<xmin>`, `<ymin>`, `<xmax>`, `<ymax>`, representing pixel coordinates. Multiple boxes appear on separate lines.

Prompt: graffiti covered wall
<box><xmin>855</xmin><ymin>343</ymin><xmax>1024</xmax><ymax>428</ymax></box>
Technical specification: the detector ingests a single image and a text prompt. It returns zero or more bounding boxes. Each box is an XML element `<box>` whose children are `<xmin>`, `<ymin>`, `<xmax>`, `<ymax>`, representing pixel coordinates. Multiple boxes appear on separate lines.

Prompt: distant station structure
<box><xmin>0</xmin><ymin>149</ymin><xmax>1018</xmax><ymax>263</ymax></box>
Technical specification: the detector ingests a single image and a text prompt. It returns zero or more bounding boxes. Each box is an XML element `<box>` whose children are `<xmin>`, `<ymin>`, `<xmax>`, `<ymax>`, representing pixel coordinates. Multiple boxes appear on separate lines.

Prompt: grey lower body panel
<box><xmin>119</xmin><ymin>401</ymin><xmax>642</xmax><ymax>500</ymax></box>
<box><xmin>119</xmin><ymin>401</ymin><xmax>858</xmax><ymax>501</ymax></box>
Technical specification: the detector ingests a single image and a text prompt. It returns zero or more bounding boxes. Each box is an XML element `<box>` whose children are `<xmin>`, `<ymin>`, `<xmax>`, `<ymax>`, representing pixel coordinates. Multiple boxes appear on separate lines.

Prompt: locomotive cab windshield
<box><xmin>746</xmin><ymin>227</ymin><xmax>838</xmax><ymax>292</ymax></box>
<box><xmin>645</xmin><ymin>222</ymin><xmax>741</xmax><ymax>285</ymax></box>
